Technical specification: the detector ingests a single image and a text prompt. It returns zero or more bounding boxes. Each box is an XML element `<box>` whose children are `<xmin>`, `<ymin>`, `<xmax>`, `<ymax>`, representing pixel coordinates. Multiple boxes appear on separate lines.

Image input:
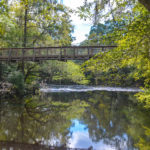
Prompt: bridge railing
<box><xmin>0</xmin><ymin>46</ymin><xmax>117</xmax><ymax>61</ymax></box>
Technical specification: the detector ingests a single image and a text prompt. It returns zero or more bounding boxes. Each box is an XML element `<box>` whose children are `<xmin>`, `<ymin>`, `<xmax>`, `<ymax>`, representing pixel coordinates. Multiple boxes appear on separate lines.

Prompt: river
<box><xmin>0</xmin><ymin>85</ymin><xmax>149</xmax><ymax>150</ymax></box>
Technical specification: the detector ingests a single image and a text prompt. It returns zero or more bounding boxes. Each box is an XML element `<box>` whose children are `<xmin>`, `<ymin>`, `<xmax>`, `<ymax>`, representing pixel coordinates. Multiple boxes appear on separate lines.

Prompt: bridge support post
<box><xmin>33</xmin><ymin>48</ymin><xmax>35</xmax><ymax>61</ymax></box>
<box><xmin>59</xmin><ymin>49</ymin><xmax>62</xmax><ymax>60</ymax></box>
<box><xmin>64</xmin><ymin>49</ymin><xmax>66</xmax><ymax>61</ymax></box>
<box><xmin>88</xmin><ymin>48</ymin><xmax>90</xmax><ymax>59</ymax></box>
<box><xmin>46</xmin><ymin>48</ymin><xmax>48</xmax><ymax>59</ymax></box>
<box><xmin>22</xmin><ymin>48</ymin><xmax>25</xmax><ymax>75</ymax></box>
<box><xmin>73</xmin><ymin>48</ymin><xmax>76</xmax><ymax>59</ymax></box>
<box><xmin>8</xmin><ymin>48</ymin><xmax>12</xmax><ymax>62</ymax></box>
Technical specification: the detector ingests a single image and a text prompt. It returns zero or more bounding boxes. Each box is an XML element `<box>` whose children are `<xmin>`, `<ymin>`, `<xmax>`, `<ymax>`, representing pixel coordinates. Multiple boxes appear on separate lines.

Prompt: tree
<box><xmin>79</xmin><ymin>0</ymin><xmax>150</xmax><ymax>27</ymax></box>
<box><xmin>0</xmin><ymin>94</ymin><xmax>88</xmax><ymax>145</ymax></box>
<box><xmin>82</xmin><ymin>3</ymin><xmax>150</xmax><ymax>106</ymax></box>
<box><xmin>0</xmin><ymin>0</ymin><xmax>8</xmax><ymax>13</ymax></box>
<box><xmin>5</xmin><ymin>0</ymin><xmax>74</xmax><ymax>47</ymax></box>
<box><xmin>39</xmin><ymin>60</ymin><xmax>89</xmax><ymax>85</ymax></box>
<box><xmin>138</xmin><ymin>0</ymin><xmax>150</xmax><ymax>11</ymax></box>
<box><xmin>80</xmin><ymin>19</ymin><xmax>126</xmax><ymax>46</ymax></box>
<box><xmin>0</xmin><ymin>0</ymin><xmax>76</xmax><ymax>93</ymax></box>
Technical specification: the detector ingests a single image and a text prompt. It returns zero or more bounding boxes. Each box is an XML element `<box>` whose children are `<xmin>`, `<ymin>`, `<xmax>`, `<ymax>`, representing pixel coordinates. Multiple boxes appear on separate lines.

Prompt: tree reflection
<box><xmin>80</xmin><ymin>92</ymin><xmax>150</xmax><ymax>150</ymax></box>
<box><xmin>0</xmin><ymin>95</ymin><xmax>88</xmax><ymax>147</ymax></box>
<box><xmin>0</xmin><ymin>91</ymin><xmax>150</xmax><ymax>150</ymax></box>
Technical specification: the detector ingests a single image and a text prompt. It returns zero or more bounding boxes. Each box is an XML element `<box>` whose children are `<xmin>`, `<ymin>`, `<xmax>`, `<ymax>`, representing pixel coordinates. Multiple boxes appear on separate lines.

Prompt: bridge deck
<box><xmin>0</xmin><ymin>46</ymin><xmax>117</xmax><ymax>61</ymax></box>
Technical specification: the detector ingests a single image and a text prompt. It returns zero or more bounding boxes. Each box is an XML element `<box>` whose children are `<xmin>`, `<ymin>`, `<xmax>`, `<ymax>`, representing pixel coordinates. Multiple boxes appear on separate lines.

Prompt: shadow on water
<box><xmin>0</xmin><ymin>85</ymin><xmax>150</xmax><ymax>150</ymax></box>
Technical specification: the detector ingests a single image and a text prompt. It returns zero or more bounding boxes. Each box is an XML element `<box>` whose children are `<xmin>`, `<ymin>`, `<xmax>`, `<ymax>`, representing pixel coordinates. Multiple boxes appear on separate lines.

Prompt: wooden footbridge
<box><xmin>0</xmin><ymin>46</ymin><xmax>116</xmax><ymax>61</ymax></box>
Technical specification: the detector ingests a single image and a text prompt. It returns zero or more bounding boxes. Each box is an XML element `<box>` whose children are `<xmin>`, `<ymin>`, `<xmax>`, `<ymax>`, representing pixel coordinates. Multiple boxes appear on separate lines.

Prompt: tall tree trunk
<box><xmin>22</xmin><ymin>3</ymin><xmax>28</xmax><ymax>75</ymax></box>
<box><xmin>23</xmin><ymin>5</ymin><xmax>28</xmax><ymax>48</ymax></box>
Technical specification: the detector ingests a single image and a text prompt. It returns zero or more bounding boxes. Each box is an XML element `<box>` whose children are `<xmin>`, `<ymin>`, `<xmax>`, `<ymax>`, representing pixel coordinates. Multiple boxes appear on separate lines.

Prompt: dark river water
<box><xmin>0</xmin><ymin>85</ymin><xmax>150</xmax><ymax>150</ymax></box>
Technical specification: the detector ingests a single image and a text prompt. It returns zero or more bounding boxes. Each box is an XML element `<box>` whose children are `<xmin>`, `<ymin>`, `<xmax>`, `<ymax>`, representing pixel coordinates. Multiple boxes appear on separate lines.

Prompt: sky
<box><xmin>63</xmin><ymin>0</ymin><xmax>92</xmax><ymax>45</ymax></box>
<box><xmin>68</xmin><ymin>120</ymin><xmax>128</xmax><ymax>150</ymax></box>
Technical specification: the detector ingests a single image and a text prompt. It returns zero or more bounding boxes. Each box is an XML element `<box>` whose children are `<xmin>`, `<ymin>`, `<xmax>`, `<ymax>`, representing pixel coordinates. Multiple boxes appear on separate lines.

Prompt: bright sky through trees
<box><xmin>63</xmin><ymin>0</ymin><xmax>92</xmax><ymax>45</ymax></box>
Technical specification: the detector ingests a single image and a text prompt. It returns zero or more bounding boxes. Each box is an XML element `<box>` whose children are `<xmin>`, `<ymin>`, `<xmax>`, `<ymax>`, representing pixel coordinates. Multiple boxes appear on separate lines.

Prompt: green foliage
<box><xmin>81</xmin><ymin>20</ymin><xmax>126</xmax><ymax>46</ymax></box>
<box><xmin>135</xmin><ymin>126</ymin><xmax>150</xmax><ymax>150</ymax></box>
<box><xmin>8</xmin><ymin>71</ymin><xmax>25</xmax><ymax>95</ymax></box>
<box><xmin>40</xmin><ymin>60</ymin><xmax>89</xmax><ymax>85</ymax></box>
<box><xmin>0</xmin><ymin>0</ymin><xmax>74</xmax><ymax>47</ymax></box>
<box><xmin>65</xmin><ymin>61</ymin><xmax>89</xmax><ymax>84</ymax></box>
<box><xmin>0</xmin><ymin>0</ymin><xmax>80</xmax><ymax>94</ymax></box>
<box><xmin>0</xmin><ymin>94</ymin><xmax>89</xmax><ymax>144</ymax></box>
<box><xmin>82</xmin><ymin>3</ymin><xmax>150</xmax><ymax>108</ymax></box>
<box><xmin>136</xmin><ymin>89</ymin><xmax>150</xmax><ymax>109</ymax></box>
<box><xmin>0</xmin><ymin>0</ymin><xmax>8</xmax><ymax>13</ymax></box>
<box><xmin>1</xmin><ymin>81</ymin><xmax>150</xmax><ymax>149</ymax></box>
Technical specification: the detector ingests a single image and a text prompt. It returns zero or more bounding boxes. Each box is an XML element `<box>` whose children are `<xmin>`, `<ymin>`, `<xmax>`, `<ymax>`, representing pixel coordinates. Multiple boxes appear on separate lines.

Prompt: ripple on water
<box><xmin>40</xmin><ymin>85</ymin><xmax>142</xmax><ymax>93</ymax></box>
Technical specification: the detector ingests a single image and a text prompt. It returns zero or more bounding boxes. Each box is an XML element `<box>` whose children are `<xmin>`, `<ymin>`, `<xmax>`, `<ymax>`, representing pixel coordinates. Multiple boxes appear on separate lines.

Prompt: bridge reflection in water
<box><xmin>0</xmin><ymin>46</ymin><xmax>117</xmax><ymax>61</ymax></box>
<box><xmin>0</xmin><ymin>141</ymin><xmax>92</xmax><ymax>150</ymax></box>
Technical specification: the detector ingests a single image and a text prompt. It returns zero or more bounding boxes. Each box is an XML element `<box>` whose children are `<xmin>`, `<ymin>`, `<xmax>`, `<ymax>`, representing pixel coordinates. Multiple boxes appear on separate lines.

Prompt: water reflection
<box><xmin>69</xmin><ymin>120</ymin><xmax>117</xmax><ymax>150</ymax></box>
<box><xmin>0</xmin><ymin>89</ymin><xmax>150</xmax><ymax>150</ymax></box>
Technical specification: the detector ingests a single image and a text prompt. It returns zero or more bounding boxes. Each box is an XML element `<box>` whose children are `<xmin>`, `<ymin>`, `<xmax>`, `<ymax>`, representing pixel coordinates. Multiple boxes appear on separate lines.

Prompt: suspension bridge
<box><xmin>0</xmin><ymin>46</ymin><xmax>117</xmax><ymax>61</ymax></box>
